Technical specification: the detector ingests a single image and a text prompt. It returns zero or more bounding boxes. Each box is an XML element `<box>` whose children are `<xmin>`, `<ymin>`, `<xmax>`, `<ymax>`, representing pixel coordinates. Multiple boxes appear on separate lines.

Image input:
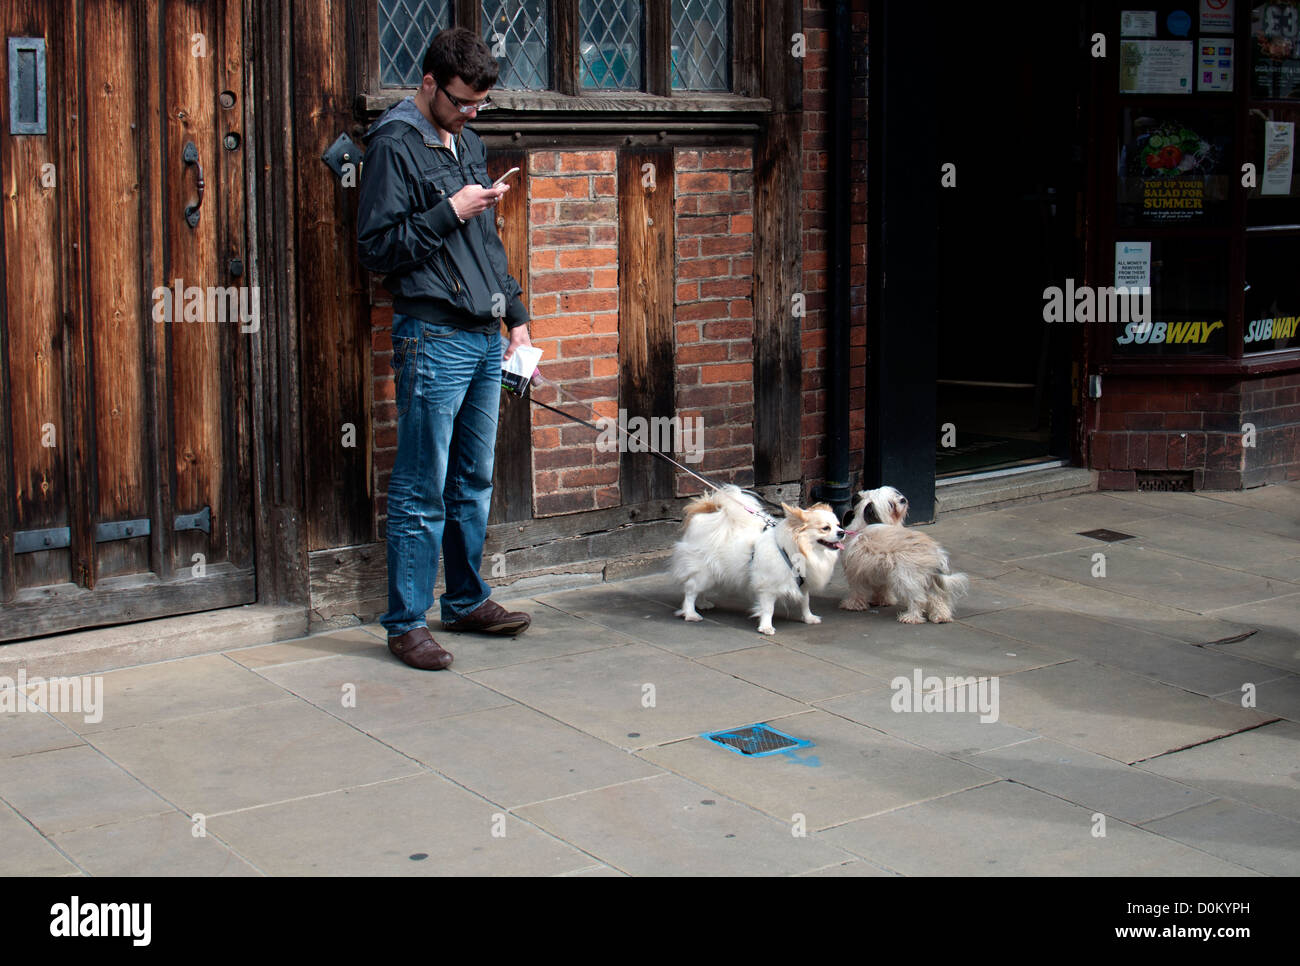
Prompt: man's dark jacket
<box><xmin>357</xmin><ymin>96</ymin><xmax>528</xmax><ymax>330</ymax></box>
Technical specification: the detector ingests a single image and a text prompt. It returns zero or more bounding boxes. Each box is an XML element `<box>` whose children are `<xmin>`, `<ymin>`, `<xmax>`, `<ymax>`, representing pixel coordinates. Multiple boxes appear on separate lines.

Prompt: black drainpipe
<box><xmin>815</xmin><ymin>0</ymin><xmax>854</xmax><ymax>519</ymax></box>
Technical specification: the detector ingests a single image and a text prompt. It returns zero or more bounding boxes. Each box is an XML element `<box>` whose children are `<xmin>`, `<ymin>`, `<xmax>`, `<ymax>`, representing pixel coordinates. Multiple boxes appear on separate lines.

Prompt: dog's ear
<box><xmin>809</xmin><ymin>502</ymin><xmax>832</xmax><ymax>513</ymax></box>
<box><xmin>780</xmin><ymin>502</ymin><xmax>803</xmax><ymax>519</ymax></box>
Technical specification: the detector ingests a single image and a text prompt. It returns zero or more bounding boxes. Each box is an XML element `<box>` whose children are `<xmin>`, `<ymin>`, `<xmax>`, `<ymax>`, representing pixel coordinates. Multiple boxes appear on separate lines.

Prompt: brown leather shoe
<box><xmin>387</xmin><ymin>626</ymin><xmax>454</xmax><ymax>670</ymax></box>
<box><xmin>442</xmin><ymin>598</ymin><xmax>531</xmax><ymax>635</ymax></box>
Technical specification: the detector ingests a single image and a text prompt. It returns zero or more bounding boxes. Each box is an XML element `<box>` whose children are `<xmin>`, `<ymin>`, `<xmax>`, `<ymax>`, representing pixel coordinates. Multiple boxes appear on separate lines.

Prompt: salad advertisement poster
<box><xmin>1120</xmin><ymin>115</ymin><xmax>1230</xmax><ymax>223</ymax></box>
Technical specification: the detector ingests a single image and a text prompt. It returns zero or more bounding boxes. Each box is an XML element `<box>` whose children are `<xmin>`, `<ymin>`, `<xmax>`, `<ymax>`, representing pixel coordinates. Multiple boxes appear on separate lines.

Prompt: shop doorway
<box><xmin>935</xmin><ymin>1</ymin><xmax>1086</xmax><ymax>477</ymax></box>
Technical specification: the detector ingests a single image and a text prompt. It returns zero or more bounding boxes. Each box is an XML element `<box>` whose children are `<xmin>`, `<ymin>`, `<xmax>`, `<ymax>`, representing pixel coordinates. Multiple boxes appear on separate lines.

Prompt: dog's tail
<box><xmin>933</xmin><ymin>571</ymin><xmax>970</xmax><ymax>601</ymax></box>
<box><xmin>681</xmin><ymin>485</ymin><xmax>762</xmax><ymax>530</ymax></box>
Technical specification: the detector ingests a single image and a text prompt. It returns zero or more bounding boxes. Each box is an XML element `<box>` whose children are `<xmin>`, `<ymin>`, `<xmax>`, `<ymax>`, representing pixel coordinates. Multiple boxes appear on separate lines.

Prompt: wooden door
<box><xmin>0</xmin><ymin>0</ymin><xmax>254</xmax><ymax>641</ymax></box>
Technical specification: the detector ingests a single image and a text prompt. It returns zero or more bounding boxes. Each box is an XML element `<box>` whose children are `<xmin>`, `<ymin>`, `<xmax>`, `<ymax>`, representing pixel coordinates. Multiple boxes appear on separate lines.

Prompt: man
<box><xmin>357</xmin><ymin>27</ymin><xmax>532</xmax><ymax>670</ymax></box>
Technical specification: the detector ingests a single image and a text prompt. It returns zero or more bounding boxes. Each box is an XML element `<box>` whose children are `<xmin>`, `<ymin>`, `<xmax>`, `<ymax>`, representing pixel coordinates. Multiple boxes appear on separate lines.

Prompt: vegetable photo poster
<box><xmin>1118</xmin><ymin>111</ymin><xmax>1232</xmax><ymax>224</ymax></box>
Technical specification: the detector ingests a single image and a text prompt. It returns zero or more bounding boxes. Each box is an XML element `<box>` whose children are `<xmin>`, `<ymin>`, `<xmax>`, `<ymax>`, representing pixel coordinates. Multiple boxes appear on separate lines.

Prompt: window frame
<box><xmin>1092</xmin><ymin>0</ymin><xmax>1300</xmax><ymax>375</ymax></box>
<box><xmin>360</xmin><ymin>0</ymin><xmax>767</xmax><ymax>116</ymax></box>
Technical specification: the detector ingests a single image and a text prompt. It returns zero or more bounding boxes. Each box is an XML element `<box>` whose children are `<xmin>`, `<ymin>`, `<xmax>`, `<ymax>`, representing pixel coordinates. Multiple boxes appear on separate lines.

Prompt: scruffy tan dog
<box><xmin>839</xmin><ymin>486</ymin><xmax>969</xmax><ymax>623</ymax></box>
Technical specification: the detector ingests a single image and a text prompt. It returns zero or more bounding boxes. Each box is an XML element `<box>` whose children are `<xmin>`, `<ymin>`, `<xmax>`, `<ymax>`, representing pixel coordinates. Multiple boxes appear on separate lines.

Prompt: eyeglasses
<box><xmin>439</xmin><ymin>87</ymin><xmax>492</xmax><ymax>114</ymax></box>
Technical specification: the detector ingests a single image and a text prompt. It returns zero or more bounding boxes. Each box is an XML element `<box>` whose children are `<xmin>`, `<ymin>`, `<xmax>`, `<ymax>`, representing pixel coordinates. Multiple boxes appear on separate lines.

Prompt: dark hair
<box><xmin>421</xmin><ymin>27</ymin><xmax>499</xmax><ymax>91</ymax></box>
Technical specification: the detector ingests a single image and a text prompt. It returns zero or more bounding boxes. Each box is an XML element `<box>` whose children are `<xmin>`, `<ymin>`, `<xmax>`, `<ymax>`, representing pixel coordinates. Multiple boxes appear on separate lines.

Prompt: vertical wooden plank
<box><xmin>1</xmin><ymin>0</ymin><xmax>65</xmax><ymax>594</ymax></box>
<box><xmin>618</xmin><ymin>147</ymin><xmax>675</xmax><ymax>504</ymax></box>
<box><xmin>751</xmin><ymin>0</ymin><xmax>801</xmax><ymax>484</ymax></box>
<box><xmin>221</xmin><ymin>0</ymin><xmax>253</xmax><ymax>569</ymax></box>
<box><xmin>165</xmin><ymin>0</ymin><xmax>224</xmax><ymax>568</ymax></box>
<box><xmin>646</xmin><ymin>0</ymin><xmax>670</xmax><ymax>96</ymax></box>
<box><xmin>83</xmin><ymin>0</ymin><xmax>150</xmax><ymax>580</ymax></box>
<box><xmin>456</xmin><ymin>0</ymin><xmax>481</xmax><ymax>35</ymax></box>
<box><xmin>553</xmin><ymin>0</ymin><xmax>577</xmax><ymax>94</ymax></box>
<box><xmin>732</xmin><ymin>0</ymin><xmax>758</xmax><ymax>97</ymax></box>
<box><xmin>141</xmin><ymin>0</ymin><xmax>173</xmax><ymax>582</ymax></box>
<box><xmin>59</xmin><ymin>0</ymin><xmax>96</xmax><ymax>588</ymax></box>
<box><xmin>295</xmin><ymin>0</ymin><xmax>371</xmax><ymax>551</ymax></box>
<box><xmin>247</xmin><ymin>0</ymin><xmax>309</xmax><ymax>604</ymax></box>
<box><xmin>488</xmin><ymin>149</ymin><xmax>532</xmax><ymax>524</ymax></box>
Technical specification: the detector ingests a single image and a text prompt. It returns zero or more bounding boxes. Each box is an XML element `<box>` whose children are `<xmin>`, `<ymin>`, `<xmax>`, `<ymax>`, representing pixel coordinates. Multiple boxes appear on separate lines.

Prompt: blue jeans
<box><xmin>381</xmin><ymin>313</ymin><xmax>502</xmax><ymax>636</ymax></box>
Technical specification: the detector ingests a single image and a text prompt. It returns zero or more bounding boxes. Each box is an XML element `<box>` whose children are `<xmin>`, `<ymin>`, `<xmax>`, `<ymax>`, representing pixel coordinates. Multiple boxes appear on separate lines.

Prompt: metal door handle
<box><xmin>182</xmin><ymin>140</ymin><xmax>204</xmax><ymax>228</ymax></box>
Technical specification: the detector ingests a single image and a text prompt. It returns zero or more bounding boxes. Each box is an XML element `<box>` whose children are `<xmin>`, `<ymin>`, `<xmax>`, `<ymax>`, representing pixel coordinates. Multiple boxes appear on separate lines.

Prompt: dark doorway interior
<box><xmin>936</xmin><ymin>2</ymin><xmax>1086</xmax><ymax>477</ymax></box>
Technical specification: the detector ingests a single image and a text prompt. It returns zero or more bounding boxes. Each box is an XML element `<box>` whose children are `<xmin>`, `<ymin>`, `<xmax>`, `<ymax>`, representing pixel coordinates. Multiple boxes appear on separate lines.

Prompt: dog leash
<box><xmin>515</xmin><ymin>372</ymin><xmax>786</xmax><ymax>526</ymax></box>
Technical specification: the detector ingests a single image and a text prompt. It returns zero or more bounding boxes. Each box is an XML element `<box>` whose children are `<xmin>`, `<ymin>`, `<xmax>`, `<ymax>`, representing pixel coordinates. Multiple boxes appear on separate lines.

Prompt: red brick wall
<box><xmin>1090</xmin><ymin>371</ymin><xmax>1300</xmax><ymax>489</ymax></box>
<box><xmin>674</xmin><ymin>148</ymin><xmax>755</xmax><ymax>493</ymax></box>
<box><xmin>526</xmin><ymin>150</ymin><xmax>621</xmax><ymax>516</ymax></box>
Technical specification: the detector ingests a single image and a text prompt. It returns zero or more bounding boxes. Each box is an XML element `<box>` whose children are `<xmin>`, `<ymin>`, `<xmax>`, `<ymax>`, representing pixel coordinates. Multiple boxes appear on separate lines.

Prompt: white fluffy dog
<box><xmin>671</xmin><ymin>485</ymin><xmax>846</xmax><ymax>635</ymax></box>
<box><xmin>839</xmin><ymin>486</ymin><xmax>969</xmax><ymax>623</ymax></box>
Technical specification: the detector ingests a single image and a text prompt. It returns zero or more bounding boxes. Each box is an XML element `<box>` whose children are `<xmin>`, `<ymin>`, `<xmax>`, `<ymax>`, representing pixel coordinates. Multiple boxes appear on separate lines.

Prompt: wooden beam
<box><xmin>618</xmin><ymin>147</ymin><xmax>676</xmax><ymax>504</ymax></box>
<box><xmin>488</xmin><ymin>149</ymin><xmax>532</xmax><ymax>524</ymax></box>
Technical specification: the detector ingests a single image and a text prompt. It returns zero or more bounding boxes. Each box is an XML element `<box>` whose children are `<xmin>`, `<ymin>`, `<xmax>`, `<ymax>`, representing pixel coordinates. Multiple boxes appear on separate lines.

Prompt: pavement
<box><xmin>2</xmin><ymin>484</ymin><xmax>1297</xmax><ymax>876</ymax></box>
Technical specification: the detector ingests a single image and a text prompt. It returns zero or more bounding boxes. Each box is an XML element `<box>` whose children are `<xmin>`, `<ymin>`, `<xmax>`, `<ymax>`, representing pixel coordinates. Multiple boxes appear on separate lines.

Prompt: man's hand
<box><xmin>503</xmin><ymin>323</ymin><xmax>532</xmax><ymax>364</ymax></box>
<box><xmin>451</xmin><ymin>183</ymin><xmax>508</xmax><ymax>219</ymax></box>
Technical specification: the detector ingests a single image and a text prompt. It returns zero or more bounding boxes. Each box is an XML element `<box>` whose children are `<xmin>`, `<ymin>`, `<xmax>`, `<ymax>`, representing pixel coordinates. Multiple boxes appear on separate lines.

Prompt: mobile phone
<box><xmin>492</xmin><ymin>166</ymin><xmax>521</xmax><ymax>187</ymax></box>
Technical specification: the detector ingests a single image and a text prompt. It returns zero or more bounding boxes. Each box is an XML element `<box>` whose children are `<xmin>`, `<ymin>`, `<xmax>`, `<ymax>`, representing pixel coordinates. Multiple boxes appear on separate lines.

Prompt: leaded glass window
<box><xmin>580</xmin><ymin>0</ymin><xmax>643</xmax><ymax>90</ymax></box>
<box><xmin>671</xmin><ymin>0</ymin><xmax>729</xmax><ymax>90</ymax></box>
<box><xmin>483</xmin><ymin>1</ymin><xmax>550</xmax><ymax>89</ymax></box>
<box><xmin>379</xmin><ymin>0</ymin><xmax>451</xmax><ymax>86</ymax></box>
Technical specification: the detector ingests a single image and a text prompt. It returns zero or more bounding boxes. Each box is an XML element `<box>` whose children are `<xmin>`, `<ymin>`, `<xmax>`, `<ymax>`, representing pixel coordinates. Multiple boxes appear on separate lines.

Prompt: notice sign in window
<box><xmin>1120</xmin><ymin>40</ymin><xmax>1195</xmax><ymax>92</ymax></box>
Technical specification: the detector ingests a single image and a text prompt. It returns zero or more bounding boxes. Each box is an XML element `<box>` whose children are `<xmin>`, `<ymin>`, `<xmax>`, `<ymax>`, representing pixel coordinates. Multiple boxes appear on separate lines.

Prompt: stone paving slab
<box><xmin>967</xmin><ymin>737</ymin><xmax>1217</xmax><ymax>825</ymax></box>
<box><xmin>1013</xmin><ymin>545</ymin><xmax>1294</xmax><ymax>614</ymax></box>
<box><xmin>1122</xmin><ymin>514</ymin><xmax>1300</xmax><ymax>583</ymax></box>
<box><xmin>696</xmin><ymin>644</ymin><xmax>887</xmax><ymax>704</ymax></box>
<box><xmin>819</xmin><ymin>780</ymin><xmax>1258</xmax><ymax>876</ymax></box>
<box><xmin>781</xmin><ymin>618</ymin><xmax>1073</xmax><ymax>683</ymax></box>
<box><xmin>983</xmin><ymin>568</ymin><xmax>1241</xmax><ymax>645</ymax></box>
<box><xmin>50</xmin><ymin>811</ymin><xmax>261</xmax><ymax>877</ymax></box>
<box><xmin>252</xmin><ymin>651</ymin><xmax>513</xmax><ymax>737</ymax></box>
<box><xmin>513</xmin><ymin>773</ymin><xmax>854</xmax><ymax>875</ymax></box>
<box><xmin>991</xmin><ymin>661</ymin><xmax>1275</xmax><ymax>763</ymax></box>
<box><xmin>535</xmin><ymin>586</ymin><xmax>767</xmax><ymax>657</ymax></box>
<box><xmin>378</xmin><ymin>703</ymin><xmax>663</xmax><ymax>809</ymax></box>
<box><xmin>816</xmin><ymin>689</ymin><xmax>1037</xmax><ymax>758</ymax></box>
<box><xmin>1212</xmin><ymin>674</ymin><xmax>1300</xmax><ymax>722</ymax></box>
<box><xmin>798</xmin><ymin>859</ymin><xmax>898</xmax><ymax>876</ymax></box>
<box><xmin>637</xmin><ymin>709</ymin><xmax>997</xmax><ymax>829</ymax></box>
<box><xmin>226</xmin><ymin>627</ymin><xmax>383</xmax><ymax>669</ymax></box>
<box><xmin>1141</xmin><ymin>798</ymin><xmax>1300</xmax><ymax>877</ymax></box>
<box><xmin>1102</xmin><ymin>490</ymin><xmax>1258</xmax><ymax>518</ymax></box>
<box><xmin>85</xmin><ymin>698</ymin><xmax>424</xmax><ymax>816</ymax></box>
<box><xmin>0</xmin><ymin>745</ymin><xmax>172</xmax><ymax>836</ymax></box>
<box><xmin>465</xmin><ymin>642</ymin><xmax>806</xmax><ymax>750</ymax></box>
<box><xmin>1135</xmin><ymin>720</ymin><xmax>1300</xmax><ymax>822</ymax></box>
<box><xmin>1213</xmin><ymin>629</ymin><xmax>1300</xmax><ymax>675</ymax></box>
<box><xmin>0</xmin><ymin>693</ymin><xmax>84</xmax><ymax>759</ymax></box>
<box><xmin>423</xmin><ymin>599</ymin><xmax>638</xmax><ymax>672</ymax></box>
<box><xmin>964</xmin><ymin>606</ymin><xmax>1288</xmax><ymax>697</ymax></box>
<box><xmin>1214</xmin><ymin>505</ymin><xmax>1300</xmax><ymax>542</ymax></box>
<box><xmin>37</xmin><ymin>655</ymin><xmax>290</xmax><ymax>736</ymax></box>
<box><xmin>0</xmin><ymin>799</ymin><xmax>80</xmax><ymax>875</ymax></box>
<box><xmin>208</xmin><ymin>773</ymin><xmax>594</xmax><ymax>876</ymax></box>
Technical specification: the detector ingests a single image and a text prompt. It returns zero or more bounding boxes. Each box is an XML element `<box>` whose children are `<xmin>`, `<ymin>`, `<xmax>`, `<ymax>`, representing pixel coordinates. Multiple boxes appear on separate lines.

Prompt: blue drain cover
<box><xmin>702</xmin><ymin>723</ymin><xmax>813</xmax><ymax>757</ymax></box>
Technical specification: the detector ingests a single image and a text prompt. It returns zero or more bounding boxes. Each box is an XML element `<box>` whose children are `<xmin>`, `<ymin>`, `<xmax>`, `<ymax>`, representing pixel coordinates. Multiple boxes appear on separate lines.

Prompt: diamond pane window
<box><xmin>671</xmin><ymin>0</ymin><xmax>729</xmax><ymax>90</ymax></box>
<box><xmin>580</xmin><ymin>0</ymin><xmax>643</xmax><ymax>90</ymax></box>
<box><xmin>483</xmin><ymin>1</ymin><xmax>550</xmax><ymax>89</ymax></box>
<box><xmin>380</xmin><ymin>0</ymin><xmax>451</xmax><ymax>87</ymax></box>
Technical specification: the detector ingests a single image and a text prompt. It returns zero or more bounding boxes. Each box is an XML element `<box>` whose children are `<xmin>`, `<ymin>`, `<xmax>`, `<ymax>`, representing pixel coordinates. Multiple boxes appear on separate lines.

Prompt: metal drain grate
<box><xmin>1136</xmin><ymin>470</ymin><xmax>1194</xmax><ymax>492</ymax></box>
<box><xmin>1077</xmin><ymin>528</ymin><xmax>1135</xmax><ymax>542</ymax></box>
<box><xmin>702</xmin><ymin>723</ymin><xmax>812</xmax><ymax>757</ymax></box>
